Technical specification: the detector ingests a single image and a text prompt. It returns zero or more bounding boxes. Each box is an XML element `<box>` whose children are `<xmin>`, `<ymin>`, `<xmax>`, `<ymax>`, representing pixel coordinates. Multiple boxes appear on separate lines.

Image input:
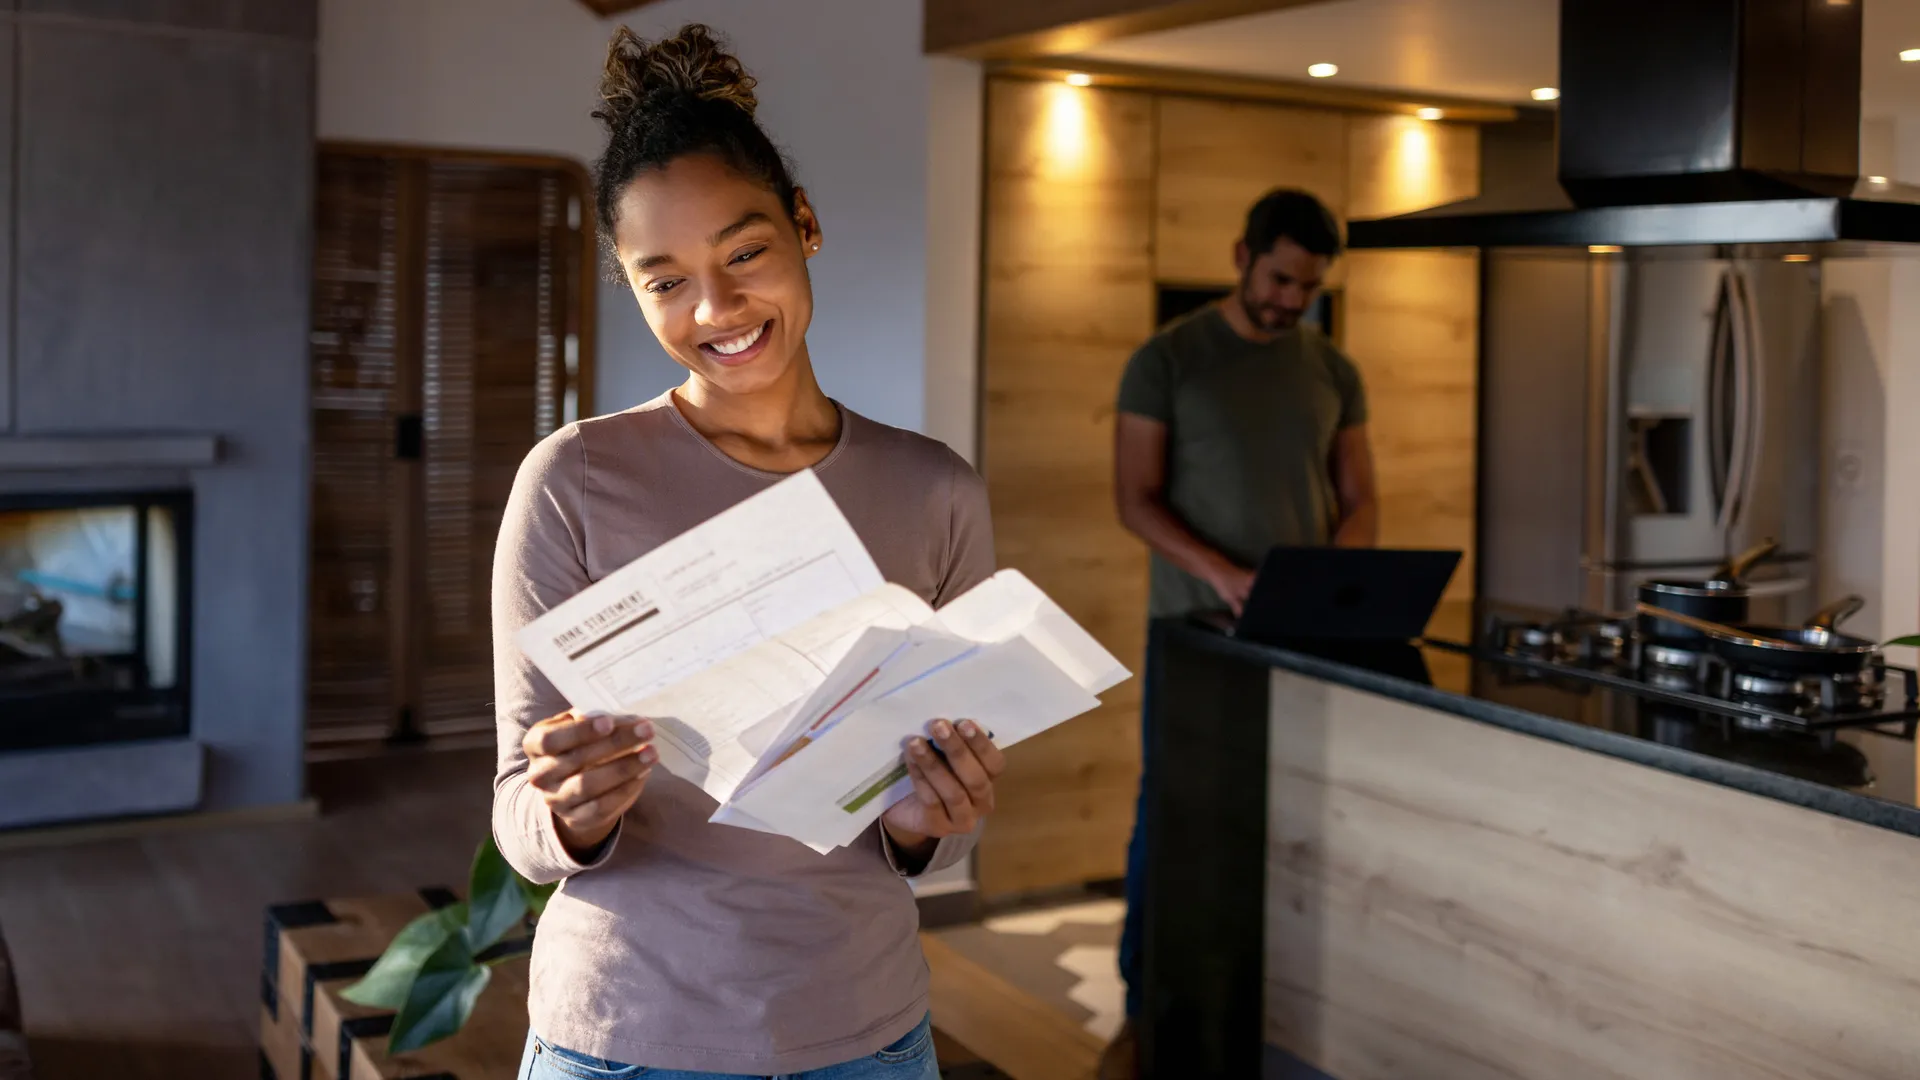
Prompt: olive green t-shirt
<box><xmin>1117</xmin><ymin>305</ymin><xmax>1368</xmax><ymax>617</ymax></box>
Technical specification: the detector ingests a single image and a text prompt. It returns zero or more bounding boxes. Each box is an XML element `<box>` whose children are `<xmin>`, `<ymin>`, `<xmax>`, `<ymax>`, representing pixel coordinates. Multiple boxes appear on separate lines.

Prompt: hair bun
<box><xmin>597</xmin><ymin>23</ymin><xmax>758</xmax><ymax>130</ymax></box>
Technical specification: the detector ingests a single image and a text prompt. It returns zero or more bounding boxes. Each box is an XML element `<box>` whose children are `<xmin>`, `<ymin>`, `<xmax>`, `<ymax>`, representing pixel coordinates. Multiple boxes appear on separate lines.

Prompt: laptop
<box><xmin>1229</xmin><ymin>547</ymin><xmax>1462</xmax><ymax>685</ymax></box>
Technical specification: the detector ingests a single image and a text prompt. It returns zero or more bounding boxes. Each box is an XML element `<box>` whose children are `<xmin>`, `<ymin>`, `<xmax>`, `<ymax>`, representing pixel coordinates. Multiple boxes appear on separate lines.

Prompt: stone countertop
<box><xmin>1162</xmin><ymin>618</ymin><xmax>1920</xmax><ymax>841</ymax></box>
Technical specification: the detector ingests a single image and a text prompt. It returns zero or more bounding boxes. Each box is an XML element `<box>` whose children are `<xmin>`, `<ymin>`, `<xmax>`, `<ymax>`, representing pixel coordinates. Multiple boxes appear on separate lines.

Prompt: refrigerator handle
<box><xmin>1730</xmin><ymin>268</ymin><xmax>1766</xmax><ymax>532</ymax></box>
<box><xmin>1706</xmin><ymin>272</ymin><xmax>1736</xmax><ymax>527</ymax></box>
<box><xmin>1583</xmin><ymin>256</ymin><xmax>1624</xmax><ymax>581</ymax></box>
<box><xmin>1714</xmin><ymin>272</ymin><xmax>1755</xmax><ymax>533</ymax></box>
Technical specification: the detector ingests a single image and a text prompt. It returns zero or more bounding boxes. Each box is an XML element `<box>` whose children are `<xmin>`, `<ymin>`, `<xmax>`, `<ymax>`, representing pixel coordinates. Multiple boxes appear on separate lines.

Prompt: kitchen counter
<box><xmin>1170</xmin><ymin>618</ymin><xmax>1920</xmax><ymax>840</ymax></box>
<box><xmin>1138</xmin><ymin>616</ymin><xmax>1920</xmax><ymax>1080</ymax></box>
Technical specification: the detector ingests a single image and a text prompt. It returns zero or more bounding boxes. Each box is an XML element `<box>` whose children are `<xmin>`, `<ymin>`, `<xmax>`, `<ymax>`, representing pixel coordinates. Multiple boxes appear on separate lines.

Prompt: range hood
<box><xmin>1348</xmin><ymin>0</ymin><xmax>1920</xmax><ymax>249</ymax></box>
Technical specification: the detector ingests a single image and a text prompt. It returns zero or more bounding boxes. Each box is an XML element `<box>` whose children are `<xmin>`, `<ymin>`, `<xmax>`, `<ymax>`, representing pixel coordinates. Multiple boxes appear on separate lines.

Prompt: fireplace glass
<box><xmin>0</xmin><ymin>490</ymin><xmax>192</xmax><ymax>751</ymax></box>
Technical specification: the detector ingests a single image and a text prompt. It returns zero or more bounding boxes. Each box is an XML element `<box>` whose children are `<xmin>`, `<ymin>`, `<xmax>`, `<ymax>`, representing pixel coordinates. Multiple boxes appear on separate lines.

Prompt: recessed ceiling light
<box><xmin>1868</xmin><ymin>175</ymin><xmax>1890</xmax><ymax>185</ymax></box>
<box><xmin>1065</xmin><ymin>73</ymin><xmax>1093</xmax><ymax>87</ymax></box>
<box><xmin>1782</xmin><ymin>254</ymin><xmax>1814</xmax><ymax>263</ymax></box>
<box><xmin>1532</xmin><ymin>87</ymin><xmax>1561</xmax><ymax>101</ymax></box>
<box><xmin>1902</xmin><ymin>48</ymin><xmax>1920</xmax><ymax>62</ymax></box>
<box><xmin>1308</xmin><ymin>63</ymin><xmax>1339</xmax><ymax>79</ymax></box>
<box><xmin>1590</xmin><ymin>245</ymin><xmax>1623</xmax><ymax>254</ymax></box>
<box><xmin>1416</xmin><ymin>107</ymin><xmax>1444</xmax><ymax>120</ymax></box>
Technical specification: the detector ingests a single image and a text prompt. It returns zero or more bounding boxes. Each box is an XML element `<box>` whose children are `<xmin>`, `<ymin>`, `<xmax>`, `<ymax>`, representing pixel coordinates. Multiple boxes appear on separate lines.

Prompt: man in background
<box><xmin>1102</xmin><ymin>188</ymin><xmax>1378</xmax><ymax>1077</ymax></box>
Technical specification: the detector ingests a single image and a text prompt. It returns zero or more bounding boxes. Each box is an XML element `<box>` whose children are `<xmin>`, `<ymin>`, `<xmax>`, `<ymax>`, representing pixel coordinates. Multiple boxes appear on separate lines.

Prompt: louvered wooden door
<box><xmin>414</xmin><ymin>162</ymin><xmax>582</xmax><ymax>738</ymax></box>
<box><xmin>307</xmin><ymin>153</ymin><xmax>408</xmax><ymax>746</ymax></box>
<box><xmin>305</xmin><ymin>146</ymin><xmax>595</xmax><ymax>755</ymax></box>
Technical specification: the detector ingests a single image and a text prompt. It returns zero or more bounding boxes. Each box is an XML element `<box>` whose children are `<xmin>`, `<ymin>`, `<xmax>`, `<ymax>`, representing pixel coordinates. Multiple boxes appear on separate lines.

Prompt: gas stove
<box><xmin>1479</xmin><ymin>607</ymin><xmax>1920</xmax><ymax>734</ymax></box>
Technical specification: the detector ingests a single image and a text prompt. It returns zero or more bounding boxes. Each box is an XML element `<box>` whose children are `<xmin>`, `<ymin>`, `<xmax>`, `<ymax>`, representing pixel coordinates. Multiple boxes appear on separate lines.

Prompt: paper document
<box><xmin>516</xmin><ymin>470</ymin><xmax>1130</xmax><ymax>851</ymax></box>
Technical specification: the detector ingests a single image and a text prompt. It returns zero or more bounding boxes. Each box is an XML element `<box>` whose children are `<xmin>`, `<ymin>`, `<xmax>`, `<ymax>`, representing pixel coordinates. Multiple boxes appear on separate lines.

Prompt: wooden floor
<box><xmin>0</xmin><ymin>748</ymin><xmax>1078</xmax><ymax>1080</ymax></box>
<box><xmin>0</xmin><ymin>749</ymin><xmax>495</xmax><ymax>1080</ymax></box>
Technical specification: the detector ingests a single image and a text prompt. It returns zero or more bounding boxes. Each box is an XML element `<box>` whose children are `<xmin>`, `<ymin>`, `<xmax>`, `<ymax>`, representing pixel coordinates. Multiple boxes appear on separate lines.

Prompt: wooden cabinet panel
<box><xmin>1342</xmin><ymin>116</ymin><xmax>1481</xmax><ymax>603</ymax></box>
<box><xmin>1153</xmin><ymin>96</ymin><xmax>1348</xmax><ymax>287</ymax></box>
<box><xmin>1268</xmin><ymin>672</ymin><xmax>1920</xmax><ymax>1079</ymax></box>
<box><xmin>978</xmin><ymin>78</ymin><xmax>1155</xmax><ymax>898</ymax></box>
<box><xmin>1345</xmin><ymin>114</ymin><xmax>1480</xmax><ymax>220</ymax></box>
<box><xmin>1340</xmin><ymin>249</ymin><xmax>1479</xmax><ymax>602</ymax></box>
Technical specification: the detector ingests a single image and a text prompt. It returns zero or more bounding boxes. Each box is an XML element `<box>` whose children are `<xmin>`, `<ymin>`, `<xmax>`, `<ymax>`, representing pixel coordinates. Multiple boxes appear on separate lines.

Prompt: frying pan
<box><xmin>1705</xmin><ymin>595</ymin><xmax>1880</xmax><ymax>678</ymax></box>
<box><xmin>1637</xmin><ymin>537</ymin><xmax>1780</xmax><ymax>644</ymax></box>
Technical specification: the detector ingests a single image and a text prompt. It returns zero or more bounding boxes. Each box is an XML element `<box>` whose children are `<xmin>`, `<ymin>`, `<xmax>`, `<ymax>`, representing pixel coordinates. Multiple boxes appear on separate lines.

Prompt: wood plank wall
<box><xmin>977</xmin><ymin>79</ymin><xmax>1157</xmax><ymax>897</ymax></box>
<box><xmin>1153</xmin><ymin>97</ymin><xmax>1348</xmax><ymax>287</ymax></box>
<box><xmin>977</xmin><ymin>77</ymin><xmax>1482</xmax><ymax>899</ymax></box>
<box><xmin>1344</xmin><ymin>117</ymin><xmax>1480</xmax><ymax>603</ymax></box>
<box><xmin>1267</xmin><ymin>671</ymin><xmax>1920</xmax><ymax>1078</ymax></box>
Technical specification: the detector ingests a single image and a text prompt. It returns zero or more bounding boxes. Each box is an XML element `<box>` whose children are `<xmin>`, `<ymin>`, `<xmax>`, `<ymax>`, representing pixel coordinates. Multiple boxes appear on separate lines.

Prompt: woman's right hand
<box><xmin>523</xmin><ymin>711</ymin><xmax>657</xmax><ymax>858</ymax></box>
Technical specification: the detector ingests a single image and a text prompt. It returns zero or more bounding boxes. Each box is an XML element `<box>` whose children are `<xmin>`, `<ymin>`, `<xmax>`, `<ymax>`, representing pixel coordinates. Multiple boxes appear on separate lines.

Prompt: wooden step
<box><xmin>260</xmin><ymin>887</ymin><xmax>532</xmax><ymax>1080</ymax></box>
<box><xmin>330</xmin><ymin>961</ymin><xmax>531</xmax><ymax>1080</ymax></box>
<box><xmin>263</xmin><ymin>890</ymin><xmax>1052</xmax><ymax>1079</ymax></box>
<box><xmin>260</xmin><ymin>1000</ymin><xmax>309</xmax><ymax>1080</ymax></box>
<box><xmin>920</xmin><ymin>933</ymin><xmax>1103</xmax><ymax>1080</ymax></box>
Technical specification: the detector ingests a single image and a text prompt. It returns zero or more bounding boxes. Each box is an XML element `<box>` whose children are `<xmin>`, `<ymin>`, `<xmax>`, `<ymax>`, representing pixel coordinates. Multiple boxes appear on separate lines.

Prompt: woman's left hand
<box><xmin>882</xmin><ymin>719</ymin><xmax>1005</xmax><ymax>858</ymax></box>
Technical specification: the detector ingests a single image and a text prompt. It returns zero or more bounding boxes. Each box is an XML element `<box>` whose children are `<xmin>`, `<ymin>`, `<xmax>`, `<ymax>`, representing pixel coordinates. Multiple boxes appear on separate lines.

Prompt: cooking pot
<box><xmin>1706</xmin><ymin>595</ymin><xmax>1881</xmax><ymax>679</ymax></box>
<box><xmin>1636</xmin><ymin>537</ymin><xmax>1780</xmax><ymax>644</ymax></box>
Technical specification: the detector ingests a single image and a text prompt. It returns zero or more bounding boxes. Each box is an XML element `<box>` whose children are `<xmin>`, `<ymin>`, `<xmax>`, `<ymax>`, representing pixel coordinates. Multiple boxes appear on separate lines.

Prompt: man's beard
<box><xmin>1237</xmin><ymin>275</ymin><xmax>1301</xmax><ymax>333</ymax></box>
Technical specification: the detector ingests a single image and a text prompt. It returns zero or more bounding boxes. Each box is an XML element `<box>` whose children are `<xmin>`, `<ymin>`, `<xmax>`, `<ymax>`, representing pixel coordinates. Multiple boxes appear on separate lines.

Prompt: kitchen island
<box><xmin>1139</xmin><ymin>617</ymin><xmax>1920</xmax><ymax>1080</ymax></box>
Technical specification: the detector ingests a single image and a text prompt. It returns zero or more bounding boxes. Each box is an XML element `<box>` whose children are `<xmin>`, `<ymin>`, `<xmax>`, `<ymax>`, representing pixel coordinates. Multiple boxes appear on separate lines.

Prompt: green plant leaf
<box><xmin>339</xmin><ymin>902</ymin><xmax>468</xmax><ymax>1010</ymax></box>
<box><xmin>388</xmin><ymin>931</ymin><xmax>490</xmax><ymax>1055</ymax></box>
<box><xmin>519</xmin><ymin>877</ymin><xmax>559</xmax><ymax>920</ymax></box>
<box><xmin>464</xmin><ymin>836</ymin><xmax>527</xmax><ymax>953</ymax></box>
<box><xmin>1888</xmin><ymin>635</ymin><xmax>1920</xmax><ymax>648</ymax></box>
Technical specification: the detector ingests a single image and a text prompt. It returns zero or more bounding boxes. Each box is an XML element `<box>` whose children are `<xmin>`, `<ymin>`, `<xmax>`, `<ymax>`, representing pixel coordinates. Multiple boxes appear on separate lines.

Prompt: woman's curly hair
<box><xmin>591</xmin><ymin>23</ymin><xmax>799</xmax><ymax>242</ymax></box>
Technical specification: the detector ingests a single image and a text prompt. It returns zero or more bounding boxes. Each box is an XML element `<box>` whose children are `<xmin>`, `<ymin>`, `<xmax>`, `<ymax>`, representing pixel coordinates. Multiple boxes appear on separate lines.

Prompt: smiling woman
<box><xmin>487</xmin><ymin>21</ymin><xmax>1003</xmax><ymax>1080</ymax></box>
<box><xmin>590</xmin><ymin>25</ymin><xmax>834</xmax><ymax>463</ymax></box>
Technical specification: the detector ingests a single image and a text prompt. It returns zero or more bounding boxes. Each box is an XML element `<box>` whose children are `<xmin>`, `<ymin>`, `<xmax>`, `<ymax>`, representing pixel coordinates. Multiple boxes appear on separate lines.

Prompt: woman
<box><xmin>493</xmin><ymin>23</ymin><xmax>1002</xmax><ymax>1080</ymax></box>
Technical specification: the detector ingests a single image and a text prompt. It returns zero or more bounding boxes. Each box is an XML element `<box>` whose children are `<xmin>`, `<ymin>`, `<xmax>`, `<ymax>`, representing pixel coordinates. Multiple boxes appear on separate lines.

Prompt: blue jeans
<box><xmin>518</xmin><ymin>1012</ymin><xmax>938</xmax><ymax>1080</ymax></box>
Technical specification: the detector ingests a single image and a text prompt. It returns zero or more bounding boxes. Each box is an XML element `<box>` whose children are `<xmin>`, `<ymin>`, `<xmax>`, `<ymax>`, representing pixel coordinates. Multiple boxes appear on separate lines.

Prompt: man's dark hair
<box><xmin>1241</xmin><ymin>189</ymin><xmax>1343</xmax><ymax>259</ymax></box>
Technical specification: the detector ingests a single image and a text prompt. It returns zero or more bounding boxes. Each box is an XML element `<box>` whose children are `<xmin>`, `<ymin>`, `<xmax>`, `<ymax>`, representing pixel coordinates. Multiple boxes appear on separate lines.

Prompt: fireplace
<box><xmin>0</xmin><ymin>490</ymin><xmax>193</xmax><ymax>753</ymax></box>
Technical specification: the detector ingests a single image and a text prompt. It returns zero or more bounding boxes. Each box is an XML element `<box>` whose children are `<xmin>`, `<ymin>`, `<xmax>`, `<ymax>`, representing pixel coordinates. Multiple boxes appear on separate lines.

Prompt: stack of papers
<box><xmin>516</xmin><ymin>470</ymin><xmax>1131</xmax><ymax>853</ymax></box>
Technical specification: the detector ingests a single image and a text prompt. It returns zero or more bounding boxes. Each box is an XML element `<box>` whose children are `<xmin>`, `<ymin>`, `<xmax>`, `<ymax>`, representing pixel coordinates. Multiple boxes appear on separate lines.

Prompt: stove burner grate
<box><xmin>1481</xmin><ymin>608</ymin><xmax>1920</xmax><ymax>733</ymax></box>
<box><xmin>1731</xmin><ymin>672</ymin><xmax>1803</xmax><ymax>700</ymax></box>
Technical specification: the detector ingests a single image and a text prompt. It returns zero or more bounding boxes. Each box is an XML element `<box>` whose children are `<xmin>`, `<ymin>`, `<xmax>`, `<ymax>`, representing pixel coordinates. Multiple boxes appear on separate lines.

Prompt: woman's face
<box><xmin>612</xmin><ymin>153</ymin><xmax>821</xmax><ymax>397</ymax></box>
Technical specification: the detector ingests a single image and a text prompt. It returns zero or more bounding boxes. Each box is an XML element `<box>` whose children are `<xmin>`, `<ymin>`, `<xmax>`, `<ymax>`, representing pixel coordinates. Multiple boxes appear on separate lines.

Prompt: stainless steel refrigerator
<box><xmin>1479</xmin><ymin>247</ymin><xmax>1822</xmax><ymax>623</ymax></box>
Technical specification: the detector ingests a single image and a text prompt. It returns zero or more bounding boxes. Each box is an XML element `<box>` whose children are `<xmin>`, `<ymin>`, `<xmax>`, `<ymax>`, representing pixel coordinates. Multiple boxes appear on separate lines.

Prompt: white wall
<box><xmin>318</xmin><ymin>0</ymin><xmax>936</xmax><ymax>431</ymax></box>
<box><xmin>923</xmin><ymin>56</ymin><xmax>985</xmax><ymax>466</ymax></box>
